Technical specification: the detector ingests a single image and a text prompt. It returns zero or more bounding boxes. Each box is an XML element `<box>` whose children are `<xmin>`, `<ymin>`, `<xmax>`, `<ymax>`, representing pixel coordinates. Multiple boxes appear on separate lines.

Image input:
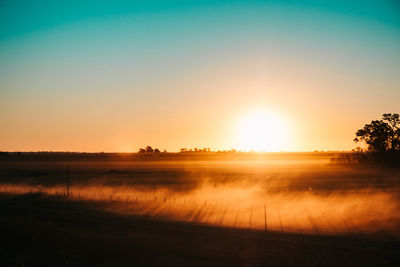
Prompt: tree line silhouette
<box><xmin>333</xmin><ymin>113</ymin><xmax>400</xmax><ymax>167</ymax></box>
<box><xmin>180</xmin><ymin>148</ymin><xmax>212</xmax><ymax>153</ymax></box>
<box><xmin>137</xmin><ymin>147</ymin><xmax>238</xmax><ymax>153</ymax></box>
<box><xmin>354</xmin><ymin>113</ymin><xmax>399</xmax><ymax>152</ymax></box>
<box><xmin>138</xmin><ymin>146</ymin><xmax>165</xmax><ymax>153</ymax></box>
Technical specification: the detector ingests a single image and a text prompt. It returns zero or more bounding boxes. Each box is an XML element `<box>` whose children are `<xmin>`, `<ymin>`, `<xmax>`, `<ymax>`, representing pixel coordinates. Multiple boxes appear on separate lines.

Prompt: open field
<box><xmin>1</xmin><ymin>193</ymin><xmax>400</xmax><ymax>267</ymax></box>
<box><xmin>2</xmin><ymin>1</ymin><xmax>400</xmax><ymax>266</ymax></box>
<box><xmin>1</xmin><ymin>152</ymin><xmax>400</xmax><ymax>266</ymax></box>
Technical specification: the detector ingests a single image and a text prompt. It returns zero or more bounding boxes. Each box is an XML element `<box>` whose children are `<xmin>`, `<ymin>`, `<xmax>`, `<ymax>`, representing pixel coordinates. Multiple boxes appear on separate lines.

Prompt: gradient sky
<box><xmin>1</xmin><ymin>0</ymin><xmax>399</xmax><ymax>152</ymax></box>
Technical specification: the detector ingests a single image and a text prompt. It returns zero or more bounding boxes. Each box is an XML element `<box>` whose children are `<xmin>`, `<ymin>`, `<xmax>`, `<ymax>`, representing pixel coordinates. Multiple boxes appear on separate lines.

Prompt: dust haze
<box><xmin>1</xmin><ymin>153</ymin><xmax>399</xmax><ymax>236</ymax></box>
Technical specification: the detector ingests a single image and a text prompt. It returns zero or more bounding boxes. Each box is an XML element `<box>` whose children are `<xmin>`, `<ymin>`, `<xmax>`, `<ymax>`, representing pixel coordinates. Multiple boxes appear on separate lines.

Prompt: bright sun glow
<box><xmin>235</xmin><ymin>110</ymin><xmax>289</xmax><ymax>152</ymax></box>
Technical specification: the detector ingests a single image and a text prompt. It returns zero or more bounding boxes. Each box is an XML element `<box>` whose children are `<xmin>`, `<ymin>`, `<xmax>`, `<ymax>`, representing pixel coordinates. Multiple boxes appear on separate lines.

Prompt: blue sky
<box><xmin>1</xmin><ymin>0</ymin><xmax>399</xmax><ymax>151</ymax></box>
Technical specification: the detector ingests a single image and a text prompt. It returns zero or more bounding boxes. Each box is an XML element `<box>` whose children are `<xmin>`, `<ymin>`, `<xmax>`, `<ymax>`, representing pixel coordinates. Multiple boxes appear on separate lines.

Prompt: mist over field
<box><xmin>2</xmin><ymin>153</ymin><xmax>399</xmax><ymax>236</ymax></box>
<box><xmin>1</xmin><ymin>1</ymin><xmax>400</xmax><ymax>264</ymax></box>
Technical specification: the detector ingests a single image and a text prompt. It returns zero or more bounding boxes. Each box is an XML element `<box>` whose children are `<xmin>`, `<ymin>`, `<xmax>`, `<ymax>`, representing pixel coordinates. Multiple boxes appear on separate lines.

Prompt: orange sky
<box><xmin>1</xmin><ymin>1</ymin><xmax>399</xmax><ymax>152</ymax></box>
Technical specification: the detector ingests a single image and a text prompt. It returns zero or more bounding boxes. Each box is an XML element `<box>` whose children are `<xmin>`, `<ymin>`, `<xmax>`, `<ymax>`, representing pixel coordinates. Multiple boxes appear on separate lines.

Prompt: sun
<box><xmin>234</xmin><ymin>110</ymin><xmax>289</xmax><ymax>152</ymax></box>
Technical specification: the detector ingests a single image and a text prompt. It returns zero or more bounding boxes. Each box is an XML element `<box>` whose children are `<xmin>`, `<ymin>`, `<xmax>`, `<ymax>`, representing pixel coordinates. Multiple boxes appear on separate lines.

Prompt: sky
<box><xmin>0</xmin><ymin>0</ymin><xmax>399</xmax><ymax>152</ymax></box>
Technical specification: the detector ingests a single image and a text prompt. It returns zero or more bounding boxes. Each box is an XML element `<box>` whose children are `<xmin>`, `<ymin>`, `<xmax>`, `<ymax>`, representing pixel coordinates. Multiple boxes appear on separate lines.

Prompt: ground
<box><xmin>0</xmin><ymin>152</ymin><xmax>399</xmax><ymax>266</ymax></box>
<box><xmin>1</xmin><ymin>193</ymin><xmax>400</xmax><ymax>267</ymax></box>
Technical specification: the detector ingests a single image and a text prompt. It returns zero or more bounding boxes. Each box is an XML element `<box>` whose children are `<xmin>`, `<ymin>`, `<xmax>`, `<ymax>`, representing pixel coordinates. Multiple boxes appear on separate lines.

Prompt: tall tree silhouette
<box><xmin>354</xmin><ymin>113</ymin><xmax>400</xmax><ymax>152</ymax></box>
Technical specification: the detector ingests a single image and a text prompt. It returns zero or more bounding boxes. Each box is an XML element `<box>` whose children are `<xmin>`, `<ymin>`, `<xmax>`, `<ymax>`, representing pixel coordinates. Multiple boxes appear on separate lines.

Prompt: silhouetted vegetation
<box><xmin>179</xmin><ymin>148</ymin><xmax>238</xmax><ymax>153</ymax></box>
<box><xmin>332</xmin><ymin>113</ymin><xmax>400</xmax><ymax>168</ymax></box>
<box><xmin>354</xmin><ymin>113</ymin><xmax>400</xmax><ymax>152</ymax></box>
<box><xmin>180</xmin><ymin>147</ymin><xmax>211</xmax><ymax>153</ymax></box>
<box><xmin>138</xmin><ymin>146</ymin><xmax>164</xmax><ymax>153</ymax></box>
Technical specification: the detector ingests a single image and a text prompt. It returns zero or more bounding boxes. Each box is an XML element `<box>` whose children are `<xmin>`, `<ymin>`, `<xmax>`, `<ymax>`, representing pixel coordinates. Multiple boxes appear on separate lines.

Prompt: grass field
<box><xmin>1</xmin><ymin>152</ymin><xmax>399</xmax><ymax>266</ymax></box>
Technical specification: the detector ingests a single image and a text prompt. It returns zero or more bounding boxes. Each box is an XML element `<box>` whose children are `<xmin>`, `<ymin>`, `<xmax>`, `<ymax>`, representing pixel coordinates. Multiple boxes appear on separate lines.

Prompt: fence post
<box><xmin>234</xmin><ymin>207</ymin><xmax>240</xmax><ymax>227</ymax></box>
<box><xmin>249</xmin><ymin>205</ymin><xmax>252</xmax><ymax>229</ymax></box>
<box><xmin>66</xmin><ymin>166</ymin><xmax>70</xmax><ymax>198</ymax></box>
<box><xmin>264</xmin><ymin>203</ymin><xmax>267</xmax><ymax>232</ymax></box>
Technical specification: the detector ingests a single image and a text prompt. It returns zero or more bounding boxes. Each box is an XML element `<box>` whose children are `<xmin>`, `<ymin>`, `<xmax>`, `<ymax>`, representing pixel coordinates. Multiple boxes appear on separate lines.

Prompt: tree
<box><xmin>354</xmin><ymin>113</ymin><xmax>400</xmax><ymax>152</ymax></box>
<box><xmin>145</xmin><ymin>146</ymin><xmax>154</xmax><ymax>153</ymax></box>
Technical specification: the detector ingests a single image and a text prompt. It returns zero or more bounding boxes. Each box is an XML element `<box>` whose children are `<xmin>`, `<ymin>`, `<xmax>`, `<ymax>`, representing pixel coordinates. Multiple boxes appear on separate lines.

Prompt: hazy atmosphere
<box><xmin>1</xmin><ymin>0</ymin><xmax>399</xmax><ymax>152</ymax></box>
<box><xmin>1</xmin><ymin>1</ymin><xmax>400</xmax><ymax>266</ymax></box>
